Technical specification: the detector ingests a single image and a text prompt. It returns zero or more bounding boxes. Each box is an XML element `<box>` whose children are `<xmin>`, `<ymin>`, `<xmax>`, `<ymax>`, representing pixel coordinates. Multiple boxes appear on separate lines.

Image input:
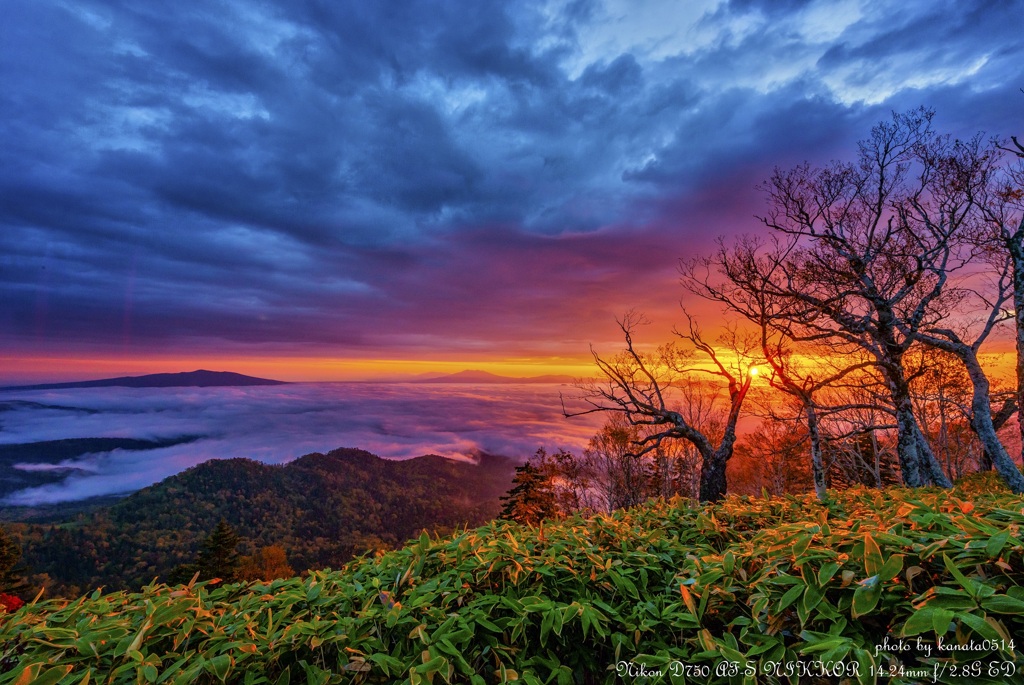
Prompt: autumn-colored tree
<box><xmin>579</xmin><ymin>413</ymin><xmax>700</xmax><ymax>509</ymax></box>
<box><xmin>499</xmin><ymin>460</ymin><xmax>558</xmax><ymax>526</ymax></box>
<box><xmin>825</xmin><ymin>430</ymin><xmax>901</xmax><ymax>489</ymax></box>
<box><xmin>731</xmin><ymin>417</ymin><xmax>815</xmax><ymax>497</ymax></box>
<box><xmin>237</xmin><ymin>545</ymin><xmax>295</xmax><ymax>582</ymax></box>
<box><xmin>977</xmin><ymin>133</ymin><xmax>1024</xmax><ymax>466</ymax></box>
<box><xmin>909</xmin><ymin>348</ymin><xmax>983</xmax><ymax>481</ymax></box>
<box><xmin>580</xmin><ymin>415</ymin><xmax>656</xmax><ymax>512</ymax></box>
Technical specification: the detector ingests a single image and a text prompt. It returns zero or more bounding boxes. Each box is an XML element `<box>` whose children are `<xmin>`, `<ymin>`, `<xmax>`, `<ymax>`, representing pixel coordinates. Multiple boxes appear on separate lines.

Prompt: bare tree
<box><xmin>752</xmin><ymin>109</ymin><xmax>991</xmax><ymax>489</ymax></box>
<box><xmin>684</xmin><ymin>235</ymin><xmax>876</xmax><ymax>500</ymax></box>
<box><xmin>910</xmin><ymin>255</ymin><xmax>1024</xmax><ymax>492</ymax></box>
<box><xmin>976</xmin><ymin>133</ymin><xmax>1024</xmax><ymax>467</ymax></box>
<box><xmin>567</xmin><ymin>312</ymin><xmax>757</xmax><ymax>502</ymax></box>
<box><xmin>981</xmin><ymin>389</ymin><xmax>1018</xmax><ymax>470</ymax></box>
<box><xmin>732</xmin><ymin>405</ymin><xmax>815</xmax><ymax>496</ymax></box>
<box><xmin>581</xmin><ymin>414</ymin><xmax>655</xmax><ymax>512</ymax></box>
<box><xmin>908</xmin><ymin>349</ymin><xmax>979</xmax><ymax>481</ymax></box>
<box><xmin>824</xmin><ymin>427</ymin><xmax>901</xmax><ymax>489</ymax></box>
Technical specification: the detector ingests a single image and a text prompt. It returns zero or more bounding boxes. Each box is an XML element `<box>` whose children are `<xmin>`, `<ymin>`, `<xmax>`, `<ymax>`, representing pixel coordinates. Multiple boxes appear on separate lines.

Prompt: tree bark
<box><xmin>1010</xmin><ymin>236</ymin><xmax>1024</xmax><ymax>468</ymax></box>
<box><xmin>805</xmin><ymin>403</ymin><xmax>828</xmax><ymax>500</ymax></box>
<box><xmin>968</xmin><ymin>362</ymin><xmax>1024</xmax><ymax>494</ymax></box>
<box><xmin>699</xmin><ymin>446</ymin><xmax>729</xmax><ymax>502</ymax></box>
<box><xmin>915</xmin><ymin>424</ymin><xmax>953</xmax><ymax>488</ymax></box>
<box><xmin>922</xmin><ymin>334</ymin><xmax>1024</xmax><ymax>494</ymax></box>
<box><xmin>885</xmin><ymin>368</ymin><xmax>924</xmax><ymax>487</ymax></box>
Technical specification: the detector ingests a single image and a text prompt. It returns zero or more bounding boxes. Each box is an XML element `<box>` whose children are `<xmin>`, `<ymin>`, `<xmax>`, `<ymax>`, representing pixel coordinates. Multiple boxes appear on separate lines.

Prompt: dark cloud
<box><xmin>2</xmin><ymin>0</ymin><xmax>1021</xmax><ymax>374</ymax></box>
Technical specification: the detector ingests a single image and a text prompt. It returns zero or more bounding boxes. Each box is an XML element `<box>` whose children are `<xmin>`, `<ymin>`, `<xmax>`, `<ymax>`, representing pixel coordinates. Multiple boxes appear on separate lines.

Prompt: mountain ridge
<box><xmin>413</xmin><ymin>369</ymin><xmax>576</xmax><ymax>384</ymax></box>
<box><xmin>11</xmin><ymin>447</ymin><xmax>517</xmax><ymax>594</ymax></box>
<box><xmin>1</xmin><ymin>369</ymin><xmax>287</xmax><ymax>391</ymax></box>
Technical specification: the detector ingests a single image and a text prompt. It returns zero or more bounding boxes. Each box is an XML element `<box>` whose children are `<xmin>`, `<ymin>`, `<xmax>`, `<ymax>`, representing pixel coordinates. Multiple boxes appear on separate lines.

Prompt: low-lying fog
<box><xmin>0</xmin><ymin>382</ymin><xmax>604</xmax><ymax>505</ymax></box>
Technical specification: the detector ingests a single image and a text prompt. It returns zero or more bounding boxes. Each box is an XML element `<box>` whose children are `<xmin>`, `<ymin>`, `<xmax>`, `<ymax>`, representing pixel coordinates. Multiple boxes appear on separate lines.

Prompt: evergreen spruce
<box><xmin>499</xmin><ymin>463</ymin><xmax>557</xmax><ymax>526</ymax></box>
<box><xmin>166</xmin><ymin>563</ymin><xmax>200</xmax><ymax>586</ymax></box>
<box><xmin>196</xmin><ymin>519</ymin><xmax>241</xmax><ymax>582</ymax></box>
<box><xmin>0</xmin><ymin>525</ymin><xmax>30</xmax><ymax>598</ymax></box>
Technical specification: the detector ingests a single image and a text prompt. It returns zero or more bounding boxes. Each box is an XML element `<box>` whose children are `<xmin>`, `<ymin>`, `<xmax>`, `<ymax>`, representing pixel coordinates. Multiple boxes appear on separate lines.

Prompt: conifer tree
<box><xmin>0</xmin><ymin>525</ymin><xmax>30</xmax><ymax>599</ymax></box>
<box><xmin>196</xmin><ymin>519</ymin><xmax>241</xmax><ymax>582</ymax></box>
<box><xmin>499</xmin><ymin>462</ymin><xmax>557</xmax><ymax>526</ymax></box>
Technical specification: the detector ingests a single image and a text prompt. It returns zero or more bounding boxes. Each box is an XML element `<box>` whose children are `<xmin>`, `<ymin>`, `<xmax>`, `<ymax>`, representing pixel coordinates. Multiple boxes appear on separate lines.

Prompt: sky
<box><xmin>2</xmin><ymin>0</ymin><xmax>1022</xmax><ymax>383</ymax></box>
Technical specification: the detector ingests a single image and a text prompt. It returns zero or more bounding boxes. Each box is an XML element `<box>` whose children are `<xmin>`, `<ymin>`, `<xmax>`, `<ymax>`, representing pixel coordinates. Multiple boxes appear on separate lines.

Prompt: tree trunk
<box><xmin>979</xmin><ymin>396</ymin><xmax>1017</xmax><ymax>471</ymax></box>
<box><xmin>893</xmin><ymin>393</ymin><xmax>924</xmax><ymax>487</ymax></box>
<box><xmin>914</xmin><ymin>424</ymin><xmax>953</xmax><ymax>488</ymax></box>
<box><xmin>699</xmin><ymin>447</ymin><xmax>728</xmax><ymax>502</ymax></box>
<box><xmin>918</xmin><ymin>333</ymin><xmax>1024</xmax><ymax>493</ymax></box>
<box><xmin>1009</xmin><ymin>234</ymin><xmax>1024</xmax><ymax>468</ymax></box>
<box><xmin>959</xmin><ymin>345</ymin><xmax>1024</xmax><ymax>493</ymax></box>
<box><xmin>805</xmin><ymin>403</ymin><xmax>828</xmax><ymax>500</ymax></box>
<box><xmin>887</xmin><ymin>368</ymin><xmax>952</xmax><ymax>488</ymax></box>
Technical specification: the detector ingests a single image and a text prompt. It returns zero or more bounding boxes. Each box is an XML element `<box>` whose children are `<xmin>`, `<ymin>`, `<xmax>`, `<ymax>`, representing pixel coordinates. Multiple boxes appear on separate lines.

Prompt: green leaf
<box><xmin>473</xmin><ymin>616</ymin><xmax>501</xmax><ymax>632</ymax></box>
<box><xmin>942</xmin><ymin>553</ymin><xmax>976</xmax><ymax>595</ymax></box>
<box><xmin>851</xmin><ymin>578</ymin><xmax>882</xmax><ymax>618</ymax></box>
<box><xmin>956</xmin><ymin>611</ymin><xmax>1001</xmax><ymax>641</ymax></box>
<box><xmin>853</xmin><ymin>649</ymin><xmax>876</xmax><ymax>685</ymax></box>
<box><xmin>23</xmin><ymin>666</ymin><xmax>71</xmax><ymax>685</ymax></box>
<box><xmin>792</xmin><ymin>534</ymin><xmax>812</xmax><ymax>557</ymax></box>
<box><xmin>817</xmin><ymin>562</ymin><xmax>840</xmax><ymax>586</ymax></box>
<box><xmin>368</xmin><ymin>653</ymin><xmax>404</xmax><ymax>676</ymax></box>
<box><xmin>920</xmin><ymin>593</ymin><xmax>977</xmax><ymax>610</ymax></box>
<box><xmin>778</xmin><ymin>585</ymin><xmax>804</xmax><ymax>611</ymax></box>
<box><xmin>981</xmin><ymin>595</ymin><xmax>1024</xmax><ymax>615</ymax></box>
<box><xmin>877</xmin><ymin>554</ymin><xmax>903</xmax><ymax>582</ymax></box>
<box><xmin>904</xmin><ymin>606</ymin><xmax>954</xmax><ymax>636</ymax></box>
<box><xmin>986</xmin><ymin>531</ymin><xmax>1010</xmax><ymax>558</ymax></box>
<box><xmin>539</xmin><ymin>610</ymin><xmax>554</xmax><ymax>647</ymax></box>
<box><xmin>801</xmin><ymin>584</ymin><xmax>825</xmax><ymax>617</ymax></box>
<box><xmin>932</xmin><ymin>608</ymin><xmax>954</xmax><ymax>635</ymax></box>
<box><xmin>863</xmin><ymin>534</ymin><xmax>883</xmax><ymax>577</ymax></box>
<box><xmin>609</xmin><ymin>571</ymin><xmax>639</xmax><ymax>600</ymax></box>
<box><xmin>207</xmin><ymin>655</ymin><xmax>232</xmax><ymax>682</ymax></box>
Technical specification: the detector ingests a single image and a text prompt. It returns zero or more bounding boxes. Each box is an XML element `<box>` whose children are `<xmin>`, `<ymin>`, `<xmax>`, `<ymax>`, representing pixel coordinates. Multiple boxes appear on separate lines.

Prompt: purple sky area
<box><xmin>2</xmin><ymin>0</ymin><xmax>1022</xmax><ymax>381</ymax></box>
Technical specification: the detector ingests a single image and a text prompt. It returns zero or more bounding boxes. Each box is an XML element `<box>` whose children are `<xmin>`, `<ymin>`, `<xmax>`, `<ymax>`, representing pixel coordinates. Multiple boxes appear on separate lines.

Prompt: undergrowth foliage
<box><xmin>2</xmin><ymin>476</ymin><xmax>1023</xmax><ymax>684</ymax></box>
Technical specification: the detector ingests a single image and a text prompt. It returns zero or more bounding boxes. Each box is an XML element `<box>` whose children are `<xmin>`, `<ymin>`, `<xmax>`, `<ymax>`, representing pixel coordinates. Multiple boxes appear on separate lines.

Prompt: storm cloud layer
<box><xmin>2</xmin><ymin>0</ymin><xmax>1023</xmax><ymax>374</ymax></box>
<box><xmin>0</xmin><ymin>382</ymin><xmax>604</xmax><ymax>505</ymax></box>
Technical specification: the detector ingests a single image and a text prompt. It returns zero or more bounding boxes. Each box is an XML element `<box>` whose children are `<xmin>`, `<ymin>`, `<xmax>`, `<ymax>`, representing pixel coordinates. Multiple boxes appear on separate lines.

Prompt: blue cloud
<box><xmin>1</xmin><ymin>0</ymin><xmax>1020</xmax><ymax>363</ymax></box>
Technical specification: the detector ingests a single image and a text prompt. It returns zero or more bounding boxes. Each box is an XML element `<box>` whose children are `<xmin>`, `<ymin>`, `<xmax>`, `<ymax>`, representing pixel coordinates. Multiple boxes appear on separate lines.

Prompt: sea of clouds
<box><xmin>0</xmin><ymin>383</ymin><xmax>604</xmax><ymax>505</ymax></box>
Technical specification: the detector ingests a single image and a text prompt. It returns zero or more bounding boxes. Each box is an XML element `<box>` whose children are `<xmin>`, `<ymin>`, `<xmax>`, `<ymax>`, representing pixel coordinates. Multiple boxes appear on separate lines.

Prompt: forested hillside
<box><xmin>5</xmin><ymin>449</ymin><xmax>515</xmax><ymax>595</ymax></box>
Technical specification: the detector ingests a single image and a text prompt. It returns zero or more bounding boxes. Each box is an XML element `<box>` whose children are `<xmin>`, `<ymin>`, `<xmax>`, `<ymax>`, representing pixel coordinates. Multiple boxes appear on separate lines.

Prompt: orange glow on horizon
<box><xmin>0</xmin><ymin>354</ymin><xmax>598</xmax><ymax>385</ymax></box>
<box><xmin>3</xmin><ymin>334</ymin><xmax>1018</xmax><ymax>387</ymax></box>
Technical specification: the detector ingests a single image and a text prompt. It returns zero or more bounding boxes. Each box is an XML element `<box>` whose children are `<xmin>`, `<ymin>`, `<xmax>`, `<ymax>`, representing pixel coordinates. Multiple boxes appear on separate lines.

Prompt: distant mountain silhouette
<box><xmin>415</xmin><ymin>369</ymin><xmax>575</xmax><ymax>384</ymax></box>
<box><xmin>2</xmin><ymin>370</ymin><xmax>286</xmax><ymax>391</ymax></box>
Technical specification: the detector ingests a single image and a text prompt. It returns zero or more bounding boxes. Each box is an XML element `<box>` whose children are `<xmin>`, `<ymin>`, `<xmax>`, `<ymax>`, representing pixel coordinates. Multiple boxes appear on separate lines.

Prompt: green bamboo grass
<box><xmin>2</xmin><ymin>474</ymin><xmax>1022</xmax><ymax>684</ymax></box>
